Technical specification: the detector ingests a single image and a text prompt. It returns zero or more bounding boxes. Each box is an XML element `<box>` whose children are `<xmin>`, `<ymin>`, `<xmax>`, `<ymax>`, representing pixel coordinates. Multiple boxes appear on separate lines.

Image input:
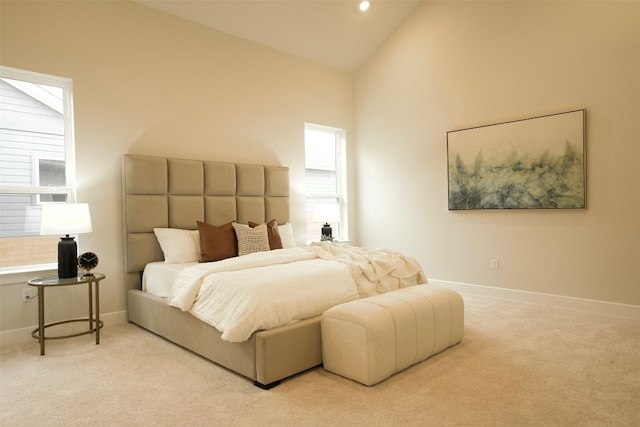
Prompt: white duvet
<box><xmin>167</xmin><ymin>243</ymin><xmax>426</xmax><ymax>343</ymax></box>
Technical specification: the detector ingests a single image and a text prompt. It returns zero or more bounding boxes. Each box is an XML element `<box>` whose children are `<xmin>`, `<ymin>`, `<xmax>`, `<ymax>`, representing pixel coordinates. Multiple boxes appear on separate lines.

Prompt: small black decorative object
<box><xmin>321</xmin><ymin>223</ymin><xmax>332</xmax><ymax>239</ymax></box>
<box><xmin>78</xmin><ymin>252</ymin><xmax>99</xmax><ymax>278</ymax></box>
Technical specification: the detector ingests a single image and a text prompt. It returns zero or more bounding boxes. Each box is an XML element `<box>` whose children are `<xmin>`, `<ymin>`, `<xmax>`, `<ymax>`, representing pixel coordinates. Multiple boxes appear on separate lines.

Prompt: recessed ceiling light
<box><xmin>359</xmin><ymin>1</ymin><xmax>371</xmax><ymax>13</ymax></box>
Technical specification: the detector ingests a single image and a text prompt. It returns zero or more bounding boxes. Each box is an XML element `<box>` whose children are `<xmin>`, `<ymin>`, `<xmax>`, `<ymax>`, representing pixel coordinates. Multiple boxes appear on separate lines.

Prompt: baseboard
<box><xmin>4</xmin><ymin>285</ymin><xmax>636</xmax><ymax>348</ymax></box>
<box><xmin>430</xmin><ymin>279</ymin><xmax>640</xmax><ymax>319</ymax></box>
<box><xmin>0</xmin><ymin>310</ymin><xmax>129</xmax><ymax>349</ymax></box>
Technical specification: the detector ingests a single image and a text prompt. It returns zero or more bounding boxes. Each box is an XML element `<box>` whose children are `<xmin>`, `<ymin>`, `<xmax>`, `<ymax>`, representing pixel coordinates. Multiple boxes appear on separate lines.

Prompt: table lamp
<box><xmin>40</xmin><ymin>203</ymin><xmax>93</xmax><ymax>279</ymax></box>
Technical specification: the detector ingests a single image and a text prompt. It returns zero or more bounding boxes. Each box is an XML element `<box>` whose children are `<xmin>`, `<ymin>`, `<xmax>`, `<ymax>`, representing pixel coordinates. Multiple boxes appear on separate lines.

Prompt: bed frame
<box><xmin>123</xmin><ymin>154</ymin><xmax>322</xmax><ymax>388</ymax></box>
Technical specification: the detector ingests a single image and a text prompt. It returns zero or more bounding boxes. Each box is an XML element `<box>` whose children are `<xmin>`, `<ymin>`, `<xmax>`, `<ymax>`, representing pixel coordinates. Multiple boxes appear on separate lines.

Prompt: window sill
<box><xmin>0</xmin><ymin>263</ymin><xmax>57</xmax><ymax>285</ymax></box>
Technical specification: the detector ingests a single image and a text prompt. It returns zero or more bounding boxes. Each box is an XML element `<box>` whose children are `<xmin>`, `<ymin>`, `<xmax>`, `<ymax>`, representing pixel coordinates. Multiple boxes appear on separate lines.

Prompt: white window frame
<box><xmin>304</xmin><ymin>122</ymin><xmax>348</xmax><ymax>242</ymax></box>
<box><xmin>0</xmin><ymin>66</ymin><xmax>77</xmax><ymax>274</ymax></box>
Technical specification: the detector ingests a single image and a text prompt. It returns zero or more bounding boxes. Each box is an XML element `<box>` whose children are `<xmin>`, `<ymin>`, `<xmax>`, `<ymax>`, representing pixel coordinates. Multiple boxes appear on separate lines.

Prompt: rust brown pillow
<box><xmin>248</xmin><ymin>219</ymin><xmax>283</xmax><ymax>250</ymax></box>
<box><xmin>197</xmin><ymin>220</ymin><xmax>237</xmax><ymax>262</ymax></box>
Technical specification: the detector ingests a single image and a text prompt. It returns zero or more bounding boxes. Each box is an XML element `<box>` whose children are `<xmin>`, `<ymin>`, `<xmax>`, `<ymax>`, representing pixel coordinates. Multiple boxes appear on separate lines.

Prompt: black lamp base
<box><xmin>58</xmin><ymin>235</ymin><xmax>78</xmax><ymax>279</ymax></box>
<box><xmin>321</xmin><ymin>223</ymin><xmax>333</xmax><ymax>239</ymax></box>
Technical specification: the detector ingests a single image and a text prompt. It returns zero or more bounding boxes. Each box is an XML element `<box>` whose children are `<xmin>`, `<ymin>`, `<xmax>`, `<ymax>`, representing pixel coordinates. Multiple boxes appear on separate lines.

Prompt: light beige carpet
<box><xmin>1</xmin><ymin>293</ymin><xmax>638</xmax><ymax>426</ymax></box>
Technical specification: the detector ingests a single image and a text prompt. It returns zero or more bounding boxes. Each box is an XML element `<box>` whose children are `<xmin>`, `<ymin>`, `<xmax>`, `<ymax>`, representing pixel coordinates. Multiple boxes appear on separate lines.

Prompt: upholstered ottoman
<box><xmin>321</xmin><ymin>285</ymin><xmax>464</xmax><ymax>386</ymax></box>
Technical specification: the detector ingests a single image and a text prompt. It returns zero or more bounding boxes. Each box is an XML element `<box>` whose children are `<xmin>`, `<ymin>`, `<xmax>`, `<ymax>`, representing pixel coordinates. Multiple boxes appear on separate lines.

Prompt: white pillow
<box><xmin>153</xmin><ymin>228</ymin><xmax>201</xmax><ymax>263</ymax></box>
<box><xmin>278</xmin><ymin>223</ymin><xmax>296</xmax><ymax>248</ymax></box>
<box><xmin>232</xmin><ymin>222</ymin><xmax>270</xmax><ymax>256</ymax></box>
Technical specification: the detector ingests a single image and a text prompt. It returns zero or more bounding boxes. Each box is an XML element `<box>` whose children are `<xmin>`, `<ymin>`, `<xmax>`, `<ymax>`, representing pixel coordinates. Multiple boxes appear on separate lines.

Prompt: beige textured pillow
<box><xmin>233</xmin><ymin>222</ymin><xmax>270</xmax><ymax>256</ymax></box>
<box><xmin>248</xmin><ymin>219</ymin><xmax>283</xmax><ymax>250</ymax></box>
<box><xmin>197</xmin><ymin>221</ymin><xmax>237</xmax><ymax>262</ymax></box>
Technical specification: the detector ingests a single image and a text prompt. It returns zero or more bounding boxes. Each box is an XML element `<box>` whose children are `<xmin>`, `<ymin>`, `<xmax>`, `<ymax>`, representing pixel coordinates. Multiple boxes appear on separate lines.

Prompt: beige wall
<box><xmin>355</xmin><ymin>1</ymin><xmax>639</xmax><ymax>307</ymax></box>
<box><xmin>0</xmin><ymin>1</ymin><xmax>354</xmax><ymax>337</ymax></box>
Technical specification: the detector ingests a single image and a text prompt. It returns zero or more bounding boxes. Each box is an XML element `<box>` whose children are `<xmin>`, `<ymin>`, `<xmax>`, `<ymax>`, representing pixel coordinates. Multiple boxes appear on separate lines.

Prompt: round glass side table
<box><xmin>27</xmin><ymin>273</ymin><xmax>106</xmax><ymax>355</ymax></box>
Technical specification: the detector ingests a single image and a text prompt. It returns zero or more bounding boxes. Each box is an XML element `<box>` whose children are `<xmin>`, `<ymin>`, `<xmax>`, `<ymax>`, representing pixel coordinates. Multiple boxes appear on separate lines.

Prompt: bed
<box><xmin>123</xmin><ymin>154</ymin><xmax>425</xmax><ymax>389</ymax></box>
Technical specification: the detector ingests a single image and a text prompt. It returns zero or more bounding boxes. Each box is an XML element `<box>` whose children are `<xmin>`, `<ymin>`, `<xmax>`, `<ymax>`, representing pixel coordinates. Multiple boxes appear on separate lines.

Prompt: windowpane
<box><xmin>306</xmin><ymin>197</ymin><xmax>341</xmax><ymax>241</ymax></box>
<box><xmin>39</xmin><ymin>159</ymin><xmax>66</xmax><ymax>186</ymax></box>
<box><xmin>0</xmin><ymin>66</ymin><xmax>74</xmax><ymax>268</ymax></box>
<box><xmin>0</xmin><ymin>235</ymin><xmax>60</xmax><ymax>268</ymax></box>
<box><xmin>39</xmin><ymin>193</ymin><xmax>67</xmax><ymax>203</ymax></box>
<box><xmin>304</xmin><ymin>123</ymin><xmax>347</xmax><ymax>242</ymax></box>
<box><xmin>0</xmin><ymin>193</ymin><xmax>68</xmax><ymax>238</ymax></box>
<box><xmin>305</xmin><ymin>169</ymin><xmax>337</xmax><ymax>194</ymax></box>
<box><xmin>305</xmin><ymin>129</ymin><xmax>336</xmax><ymax>171</ymax></box>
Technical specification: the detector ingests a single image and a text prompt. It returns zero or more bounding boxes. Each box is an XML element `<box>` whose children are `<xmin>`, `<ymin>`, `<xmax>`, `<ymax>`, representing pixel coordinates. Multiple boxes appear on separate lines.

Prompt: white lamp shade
<box><xmin>40</xmin><ymin>203</ymin><xmax>93</xmax><ymax>236</ymax></box>
<box><xmin>313</xmin><ymin>203</ymin><xmax>341</xmax><ymax>223</ymax></box>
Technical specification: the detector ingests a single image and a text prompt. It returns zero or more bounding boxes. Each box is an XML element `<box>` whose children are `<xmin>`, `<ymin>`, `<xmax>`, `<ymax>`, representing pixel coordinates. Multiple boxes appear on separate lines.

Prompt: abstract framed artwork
<box><xmin>447</xmin><ymin>109</ymin><xmax>586</xmax><ymax>210</ymax></box>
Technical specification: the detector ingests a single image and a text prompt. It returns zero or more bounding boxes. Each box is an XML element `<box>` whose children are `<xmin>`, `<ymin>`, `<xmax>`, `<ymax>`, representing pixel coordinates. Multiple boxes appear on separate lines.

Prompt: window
<box><xmin>304</xmin><ymin>123</ymin><xmax>348</xmax><ymax>242</ymax></box>
<box><xmin>0</xmin><ymin>66</ymin><xmax>76</xmax><ymax>270</ymax></box>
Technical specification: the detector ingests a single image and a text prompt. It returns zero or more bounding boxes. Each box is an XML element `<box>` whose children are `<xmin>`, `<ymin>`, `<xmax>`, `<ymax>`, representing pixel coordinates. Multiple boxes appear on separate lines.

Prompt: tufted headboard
<box><xmin>122</xmin><ymin>154</ymin><xmax>290</xmax><ymax>290</ymax></box>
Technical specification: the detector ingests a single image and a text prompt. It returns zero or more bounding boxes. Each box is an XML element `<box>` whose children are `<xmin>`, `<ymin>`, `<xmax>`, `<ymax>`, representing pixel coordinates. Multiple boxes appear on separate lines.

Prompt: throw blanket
<box><xmin>167</xmin><ymin>244</ymin><xmax>426</xmax><ymax>342</ymax></box>
<box><xmin>305</xmin><ymin>242</ymin><xmax>427</xmax><ymax>297</ymax></box>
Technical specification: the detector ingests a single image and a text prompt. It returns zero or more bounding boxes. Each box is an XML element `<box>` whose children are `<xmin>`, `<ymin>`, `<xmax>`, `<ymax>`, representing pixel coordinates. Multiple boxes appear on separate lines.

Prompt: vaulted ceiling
<box><xmin>135</xmin><ymin>0</ymin><xmax>423</xmax><ymax>73</ymax></box>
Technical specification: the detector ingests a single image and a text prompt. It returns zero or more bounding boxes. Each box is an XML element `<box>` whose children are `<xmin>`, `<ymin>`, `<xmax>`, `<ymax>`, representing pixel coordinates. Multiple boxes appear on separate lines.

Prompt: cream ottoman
<box><xmin>321</xmin><ymin>285</ymin><xmax>464</xmax><ymax>386</ymax></box>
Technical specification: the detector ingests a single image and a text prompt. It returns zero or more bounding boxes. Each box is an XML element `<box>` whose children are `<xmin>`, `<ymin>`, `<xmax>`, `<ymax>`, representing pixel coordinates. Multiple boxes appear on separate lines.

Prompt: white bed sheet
<box><xmin>142</xmin><ymin>261</ymin><xmax>196</xmax><ymax>297</ymax></box>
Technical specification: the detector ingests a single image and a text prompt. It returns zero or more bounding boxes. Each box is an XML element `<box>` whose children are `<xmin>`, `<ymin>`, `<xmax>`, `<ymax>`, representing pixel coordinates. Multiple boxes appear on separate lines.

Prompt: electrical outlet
<box><xmin>491</xmin><ymin>259</ymin><xmax>499</xmax><ymax>270</ymax></box>
<box><xmin>22</xmin><ymin>288</ymin><xmax>37</xmax><ymax>302</ymax></box>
